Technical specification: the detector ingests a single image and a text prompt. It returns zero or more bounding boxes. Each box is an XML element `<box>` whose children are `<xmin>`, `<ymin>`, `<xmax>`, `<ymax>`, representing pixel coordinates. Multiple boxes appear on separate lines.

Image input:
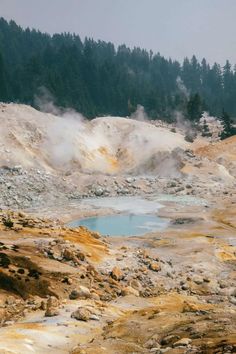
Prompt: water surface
<box><xmin>68</xmin><ymin>213</ymin><xmax>168</xmax><ymax>236</ymax></box>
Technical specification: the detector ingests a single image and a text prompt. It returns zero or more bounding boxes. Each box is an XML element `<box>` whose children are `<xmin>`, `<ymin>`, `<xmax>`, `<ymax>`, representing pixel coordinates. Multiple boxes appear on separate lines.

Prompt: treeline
<box><xmin>0</xmin><ymin>17</ymin><xmax>236</xmax><ymax>120</ymax></box>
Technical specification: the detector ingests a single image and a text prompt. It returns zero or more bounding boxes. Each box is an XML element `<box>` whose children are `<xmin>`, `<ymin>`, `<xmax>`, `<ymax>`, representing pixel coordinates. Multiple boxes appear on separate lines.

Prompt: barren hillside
<box><xmin>0</xmin><ymin>103</ymin><xmax>189</xmax><ymax>174</ymax></box>
<box><xmin>0</xmin><ymin>103</ymin><xmax>236</xmax><ymax>353</ymax></box>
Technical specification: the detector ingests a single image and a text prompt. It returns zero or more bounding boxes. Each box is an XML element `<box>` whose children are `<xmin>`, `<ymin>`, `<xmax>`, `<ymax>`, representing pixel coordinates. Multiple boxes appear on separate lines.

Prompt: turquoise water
<box><xmin>68</xmin><ymin>214</ymin><xmax>169</xmax><ymax>236</ymax></box>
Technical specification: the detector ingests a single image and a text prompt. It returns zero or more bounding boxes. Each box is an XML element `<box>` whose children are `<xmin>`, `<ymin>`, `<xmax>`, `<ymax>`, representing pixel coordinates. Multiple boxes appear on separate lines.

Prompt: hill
<box><xmin>0</xmin><ymin>103</ymin><xmax>188</xmax><ymax>174</ymax></box>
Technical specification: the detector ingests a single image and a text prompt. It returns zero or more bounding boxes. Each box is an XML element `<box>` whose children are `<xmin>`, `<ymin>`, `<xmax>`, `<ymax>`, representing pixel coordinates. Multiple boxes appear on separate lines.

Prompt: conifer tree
<box><xmin>0</xmin><ymin>52</ymin><xmax>8</xmax><ymax>101</ymax></box>
<box><xmin>187</xmin><ymin>93</ymin><xmax>203</xmax><ymax>121</ymax></box>
<box><xmin>220</xmin><ymin>109</ymin><xmax>236</xmax><ymax>140</ymax></box>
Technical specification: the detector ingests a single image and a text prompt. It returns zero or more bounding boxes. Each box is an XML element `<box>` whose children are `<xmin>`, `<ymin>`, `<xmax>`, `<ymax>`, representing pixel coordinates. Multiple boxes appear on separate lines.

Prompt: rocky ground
<box><xmin>0</xmin><ymin>152</ymin><xmax>235</xmax><ymax>211</ymax></box>
<box><xmin>0</xmin><ymin>196</ymin><xmax>236</xmax><ymax>353</ymax></box>
<box><xmin>0</xmin><ymin>102</ymin><xmax>234</xmax><ymax>212</ymax></box>
<box><xmin>0</xmin><ymin>103</ymin><xmax>236</xmax><ymax>353</ymax></box>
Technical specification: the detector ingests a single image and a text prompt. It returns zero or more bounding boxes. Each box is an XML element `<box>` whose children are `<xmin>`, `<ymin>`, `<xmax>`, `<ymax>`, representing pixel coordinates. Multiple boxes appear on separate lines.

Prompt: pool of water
<box><xmin>66</xmin><ymin>194</ymin><xmax>207</xmax><ymax>236</ymax></box>
<box><xmin>68</xmin><ymin>213</ymin><xmax>169</xmax><ymax>236</ymax></box>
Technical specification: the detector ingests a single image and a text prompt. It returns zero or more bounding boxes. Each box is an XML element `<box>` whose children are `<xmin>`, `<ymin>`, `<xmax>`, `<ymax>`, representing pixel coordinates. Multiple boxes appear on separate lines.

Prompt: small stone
<box><xmin>166</xmin><ymin>271</ymin><xmax>174</xmax><ymax>279</ymax></box>
<box><xmin>182</xmin><ymin>301</ymin><xmax>199</xmax><ymax>313</ymax></box>
<box><xmin>91</xmin><ymin>232</ymin><xmax>100</xmax><ymax>239</ymax></box>
<box><xmin>94</xmin><ymin>188</ymin><xmax>104</xmax><ymax>196</ymax></box>
<box><xmin>229</xmin><ymin>297</ymin><xmax>236</xmax><ymax>305</ymax></box>
<box><xmin>71</xmin><ymin>308</ymin><xmax>91</xmax><ymax>321</ymax></box>
<box><xmin>90</xmin><ymin>292</ymin><xmax>100</xmax><ymax>301</ymax></box>
<box><xmin>45</xmin><ymin>296</ymin><xmax>60</xmax><ymax>317</ymax></box>
<box><xmin>161</xmin><ymin>335</ymin><xmax>180</xmax><ymax>345</ymax></box>
<box><xmin>181</xmin><ymin>284</ymin><xmax>189</xmax><ymax>290</ymax></box>
<box><xmin>110</xmin><ymin>266</ymin><xmax>123</xmax><ymax>281</ymax></box>
<box><xmin>160</xmin><ymin>348</ymin><xmax>172</xmax><ymax>353</ymax></box>
<box><xmin>77</xmin><ymin>251</ymin><xmax>85</xmax><ymax>261</ymax></box>
<box><xmin>45</xmin><ymin>306</ymin><xmax>59</xmax><ymax>317</ymax></box>
<box><xmin>129</xmin><ymin>279</ymin><xmax>142</xmax><ymax>291</ymax></box>
<box><xmin>192</xmin><ymin>275</ymin><xmax>204</xmax><ymax>285</ymax></box>
<box><xmin>173</xmin><ymin>338</ymin><xmax>192</xmax><ymax>347</ymax></box>
<box><xmin>150</xmin><ymin>348</ymin><xmax>160</xmax><ymax>353</ymax></box>
<box><xmin>72</xmin><ymin>349</ymin><xmax>86</xmax><ymax>354</ymax></box>
<box><xmin>69</xmin><ymin>286</ymin><xmax>91</xmax><ymax>300</ymax></box>
<box><xmin>5</xmin><ymin>296</ymin><xmax>15</xmax><ymax>305</ymax></box>
<box><xmin>40</xmin><ymin>300</ymin><xmax>47</xmax><ymax>311</ymax></box>
<box><xmin>62</xmin><ymin>276</ymin><xmax>73</xmax><ymax>285</ymax></box>
<box><xmin>63</xmin><ymin>248</ymin><xmax>75</xmax><ymax>261</ymax></box>
<box><xmin>121</xmin><ymin>286</ymin><xmax>139</xmax><ymax>297</ymax></box>
<box><xmin>149</xmin><ymin>262</ymin><xmax>161</xmax><ymax>272</ymax></box>
<box><xmin>203</xmin><ymin>277</ymin><xmax>211</xmax><ymax>283</ymax></box>
<box><xmin>125</xmin><ymin>177</ymin><xmax>133</xmax><ymax>183</ymax></box>
<box><xmin>4</xmin><ymin>320</ymin><xmax>15</xmax><ymax>326</ymax></box>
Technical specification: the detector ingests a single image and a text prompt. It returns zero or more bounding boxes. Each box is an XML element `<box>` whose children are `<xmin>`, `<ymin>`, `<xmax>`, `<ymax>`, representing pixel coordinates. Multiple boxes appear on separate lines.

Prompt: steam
<box><xmin>35</xmin><ymin>86</ymin><xmax>84</xmax><ymax>121</ymax></box>
<box><xmin>131</xmin><ymin>105</ymin><xmax>148</xmax><ymax>121</ymax></box>
<box><xmin>131</xmin><ymin>150</ymin><xmax>184</xmax><ymax>178</ymax></box>
<box><xmin>43</xmin><ymin>117</ymin><xmax>84</xmax><ymax>169</ymax></box>
<box><xmin>174</xmin><ymin>77</ymin><xmax>198</xmax><ymax>140</ymax></box>
<box><xmin>35</xmin><ymin>87</ymin><xmax>61</xmax><ymax>116</ymax></box>
<box><xmin>176</xmin><ymin>76</ymin><xmax>189</xmax><ymax>99</ymax></box>
<box><xmin>35</xmin><ymin>87</ymin><xmax>86</xmax><ymax>169</ymax></box>
<box><xmin>174</xmin><ymin>111</ymin><xmax>191</xmax><ymax>131</ymax></box>
<box><xmin>33</xmin><ymin>88</ymin><xmax>189</xmax><ymax>177</ymax></box>
<box><xmin>35</xmin><ymin>89</ymin><xmax>119</xmax><ymax>172</ymax></box>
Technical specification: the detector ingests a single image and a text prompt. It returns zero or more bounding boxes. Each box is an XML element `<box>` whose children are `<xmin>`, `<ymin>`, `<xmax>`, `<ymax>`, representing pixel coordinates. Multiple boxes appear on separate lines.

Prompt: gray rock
<box><xmin>94</xmin><ymin>188</ymin><xmax>104</xmax><ymax>196</ymax></box>
<box><xmin>229</xmin><ymin>297</ymin><xmax>236</xmax><ymax>305</ymax></box>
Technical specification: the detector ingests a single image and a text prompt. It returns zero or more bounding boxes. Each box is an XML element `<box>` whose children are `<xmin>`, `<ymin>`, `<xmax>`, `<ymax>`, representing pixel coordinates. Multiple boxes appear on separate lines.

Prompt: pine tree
<box><xmin>220</xmin><ymin>109</ymin><xmax>236</xmax><ymax>140</ymax></box>
<box><xmin>0</xmin><ymin>52</ymin><xmax>8</xmax><ymax>101</ymax></box>
<box><xmin>1</xmin><ymin>17</ymin><xmax>236</xmax><ymax>119</ymax></box>
<box><xmin>187</xmin><ymin>93</ymin><xmax>203</xmax><ymax>121</ymax></box>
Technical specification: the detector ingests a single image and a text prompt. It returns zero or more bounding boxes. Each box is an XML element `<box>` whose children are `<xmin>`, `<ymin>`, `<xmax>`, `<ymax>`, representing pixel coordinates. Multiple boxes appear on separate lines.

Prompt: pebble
<box><xmin>173</xmin><ymin>338</ymin><xmax>192</xmax><ymax>347</ymax></box>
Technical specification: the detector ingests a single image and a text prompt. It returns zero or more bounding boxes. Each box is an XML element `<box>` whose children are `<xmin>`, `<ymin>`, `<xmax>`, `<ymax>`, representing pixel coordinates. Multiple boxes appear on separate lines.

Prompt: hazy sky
<box><xmin>1</xmin><ymin>0</ymin><xmax>236</xmax><ymax>65</ymax></box>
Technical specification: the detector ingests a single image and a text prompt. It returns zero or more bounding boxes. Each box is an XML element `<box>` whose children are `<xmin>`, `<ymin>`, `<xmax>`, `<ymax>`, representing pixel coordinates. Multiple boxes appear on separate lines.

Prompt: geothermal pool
<box><xmin>68</xmin><ymin>213</ymin><xmax>168</xmax><ymax>236</ymax></box>
<box><xmin>67</xmin><ymin>195</ymin><xmax>206</xmax><ymax>236</ymax></box>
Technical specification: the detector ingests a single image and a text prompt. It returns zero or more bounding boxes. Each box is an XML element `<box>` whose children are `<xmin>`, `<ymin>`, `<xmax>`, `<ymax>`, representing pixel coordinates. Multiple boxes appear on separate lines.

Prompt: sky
<box><xmin>0</xmin><ymin>0</ymin><xmax>236</xmax><ymax>65</ymax></box>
